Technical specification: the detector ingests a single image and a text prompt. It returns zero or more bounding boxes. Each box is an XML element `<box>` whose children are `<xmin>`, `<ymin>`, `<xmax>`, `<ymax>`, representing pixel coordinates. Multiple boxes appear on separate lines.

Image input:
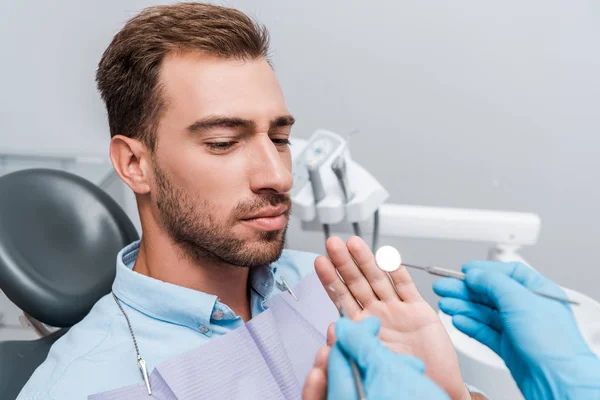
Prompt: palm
<box><xmin>316</xmin><ymin>236</ymin><xmax>470</xmax><ymax>400</ymax></box>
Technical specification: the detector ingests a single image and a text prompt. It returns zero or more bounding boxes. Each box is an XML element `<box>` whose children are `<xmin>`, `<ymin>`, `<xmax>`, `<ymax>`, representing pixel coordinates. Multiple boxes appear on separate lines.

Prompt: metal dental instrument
<box><xmin>276</xmin><ymin>276</ymin><xmax>299</xmax><ymax>301</ymax></box>
<box><xmin>375</xmin><ymin>246</ymin><xmax>579</xmax><ymax>306</ymax></box>
<box><xmin>328</xmin><ymin>282</ymin><xmax>367</xmax><ymax>400</ymax></box>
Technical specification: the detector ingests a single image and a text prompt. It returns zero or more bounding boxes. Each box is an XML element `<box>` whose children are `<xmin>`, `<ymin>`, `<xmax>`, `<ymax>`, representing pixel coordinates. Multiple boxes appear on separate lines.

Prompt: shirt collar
<box><xmin>112</xmin><ymin>241</ymin><xmax>276</xmax><ymax>334</ymax></box>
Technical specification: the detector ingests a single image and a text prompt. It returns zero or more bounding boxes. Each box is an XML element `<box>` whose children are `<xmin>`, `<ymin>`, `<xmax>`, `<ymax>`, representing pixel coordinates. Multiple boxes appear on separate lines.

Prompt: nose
<box><xmin>248</xmin><ymin>135</ymin><xmax>293</xmax><ymax>195</ymax></box>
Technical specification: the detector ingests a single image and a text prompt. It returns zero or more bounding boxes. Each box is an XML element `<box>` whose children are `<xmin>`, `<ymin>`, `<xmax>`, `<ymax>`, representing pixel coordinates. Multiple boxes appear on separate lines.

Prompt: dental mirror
<box><xmin>375</xmin><ymin>245</ymin><xmax>402</xmax><ymax>272</ymax></box>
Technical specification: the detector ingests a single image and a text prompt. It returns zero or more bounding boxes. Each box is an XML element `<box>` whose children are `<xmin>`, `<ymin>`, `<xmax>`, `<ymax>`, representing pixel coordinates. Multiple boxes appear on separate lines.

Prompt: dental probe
<box><xmin>375</xmin><ymin>246</ymin><xmax>579</xmax><ymax>306</ymax></box>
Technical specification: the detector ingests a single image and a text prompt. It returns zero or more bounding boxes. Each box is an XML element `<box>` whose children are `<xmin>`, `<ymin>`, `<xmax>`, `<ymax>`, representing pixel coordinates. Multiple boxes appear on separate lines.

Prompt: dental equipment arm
<box><xmin>290</xmin><ymin>132</ymin><xmax>541</xmax><ymax>263</ymax></box>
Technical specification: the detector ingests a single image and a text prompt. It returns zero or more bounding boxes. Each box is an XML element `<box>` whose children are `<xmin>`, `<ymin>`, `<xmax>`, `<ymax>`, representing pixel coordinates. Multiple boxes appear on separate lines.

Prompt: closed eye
<box><xmin>206</xmin><ymin>142</ymin><xmax>236</xmax><ymax>151</ymax></box>
<box><xmin>272</xmin><ymin>138</ymin><xmax>291</xmax><ymax>146</ymax></box>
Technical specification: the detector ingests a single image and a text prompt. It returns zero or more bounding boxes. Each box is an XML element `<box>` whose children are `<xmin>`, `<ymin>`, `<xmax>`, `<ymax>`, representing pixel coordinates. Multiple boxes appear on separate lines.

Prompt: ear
<box><xmin>109</xmin><ymin>135</ymin><xmax>152</xmax><ymax>195</ymax></box>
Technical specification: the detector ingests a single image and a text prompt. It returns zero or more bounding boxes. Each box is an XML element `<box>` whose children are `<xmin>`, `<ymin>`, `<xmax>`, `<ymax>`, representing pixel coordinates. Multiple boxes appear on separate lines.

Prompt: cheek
<box><xmin>177</xmin><ymin>151</ymin><xmax>249</xmax><ymax>215</ymax></box>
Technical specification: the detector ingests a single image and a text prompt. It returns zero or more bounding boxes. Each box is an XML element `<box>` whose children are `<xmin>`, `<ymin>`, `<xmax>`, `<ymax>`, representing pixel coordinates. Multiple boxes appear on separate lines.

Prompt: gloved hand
<box><xmin>433</xmin><ymin>261</ymin><xmax>600</xmax><ymax>400</ymax></box>
<box><xmin>327</xmin><ymin>316</ymin><xmax>450</xmax><ymax>400</ymax></box>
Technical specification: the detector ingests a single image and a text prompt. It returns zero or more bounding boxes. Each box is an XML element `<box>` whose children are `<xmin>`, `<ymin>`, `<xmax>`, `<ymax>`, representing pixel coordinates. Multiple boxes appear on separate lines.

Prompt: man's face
<box><xmin>151</xmin><ymin>52</ymin><xmax>294</xmax><ymax>267</ymax></box>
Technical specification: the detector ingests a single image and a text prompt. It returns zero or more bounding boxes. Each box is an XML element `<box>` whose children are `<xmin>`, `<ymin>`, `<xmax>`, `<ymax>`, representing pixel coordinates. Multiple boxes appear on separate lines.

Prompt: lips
<box><xmin>239</xmin><ymin>204</ymin><xmax>290</xmax><ymax>231</ymax></box>
<box><xmin>242</xmin><ymin>204</ymin><xmax>289</xmax><ymax>220</ymax></box>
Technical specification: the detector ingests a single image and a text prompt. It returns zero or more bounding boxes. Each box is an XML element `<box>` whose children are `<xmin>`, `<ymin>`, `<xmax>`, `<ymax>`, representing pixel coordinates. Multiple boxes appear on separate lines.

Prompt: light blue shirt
<box><xmin>17</xmin><ymin>241</ymin><xmax>318</xmax><ymax>400</ymax></box>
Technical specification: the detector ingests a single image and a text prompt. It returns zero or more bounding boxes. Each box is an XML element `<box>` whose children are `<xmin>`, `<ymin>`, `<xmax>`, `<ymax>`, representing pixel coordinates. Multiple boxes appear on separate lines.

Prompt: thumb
<box><xmin>335</xmin><ymin>316</ymin><xmax>380</xmax><ymax>340</ymax></box>
<box><xmin>335</xmin><ymin>317</ymin><xmax>386</xmax><ymax>370</ymax></box>
<box><xmin>465</xmin><ymin>269</ymin><xmax>534</xmax><ymax>310</ymax></box>
<box><xmin>326</xmin><ymin>323</ymin><xmax>336</xmax><ymax>346</ymax></box>
<box><xmin>463</xmin><ymin>260</ymin><xmax>547</xmax><ymax>291</ymax></box>
<box><xmin>327</xmin><ymin>344</ymin><xmax>357</xmax><ymax>400</ymax></box>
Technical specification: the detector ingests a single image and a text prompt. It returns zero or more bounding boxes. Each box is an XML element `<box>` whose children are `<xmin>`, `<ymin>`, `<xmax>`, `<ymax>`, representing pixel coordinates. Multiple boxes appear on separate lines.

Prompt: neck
<box><xmin>133</xmin><ymin>223</ymin><xmax>252</xmax><ymax>322</ymax></box>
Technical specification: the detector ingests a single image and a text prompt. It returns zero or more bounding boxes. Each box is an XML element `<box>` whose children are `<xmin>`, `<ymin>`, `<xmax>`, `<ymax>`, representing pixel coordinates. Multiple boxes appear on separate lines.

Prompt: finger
<box><xmin>438</xmin><ymin>298</ymin><xmax>503</xmax><ymax>331</ymax></box>
<box><xmin>433</xmin><ymin>277</ymin><xmax>470</xmax><ymax>300</ymax></box>
<box><xmin>326</xmin><ymin>236</ymin><xmax>378</xmax><ymax>307</ymax></box>
<box><xmin>346</xmin><ymin>236</ymin><xmax>399</xmax><ymax>302</ymax></box>
<box><xmin>465</xmin><ymin>269</ymin><xmax>537</xmax><ymax>310</ymax></box>
<box><xmin>327</xmin><ymin>344</ymin><xmax>358</xmax><ymax>400</ymax></box>
<box><xmin>302</xmin><ymin>368</ymin><xmax>327</xmax><ymax>400</ymax></box>
<box><xmin>326</xmin><ymin>323</ymin><xmax>336</xmax><ymax>346</ymax></box>
<box><xmin>335</xmin><ymin>317</ymin><xmax>386</xmax><ymax>370</ymax></box>
<box><xmin>433</xmin><ymin>277</ymin><xmax>493</xmax><ymax>307</ymax></box>
<box><xmin>315</xmin><ymin>255</ymin><xmax>362</xmax><ymax>317</ymax></box>
<box><xmin>387</xmin><ymin>263</ymin><xmax>425</xmax><ymax>303</ymax></box>
<box><xmin>314</xmin><ymin>346</ymin><xmax>331</xmax><ymax>373</ymax></box>
<box><xmin>371</xmin><ymin>245</ymin><xmax>422</xmax><ymax>303</ymax></box>
<box><xmin>463</xmin><ymin>260</ymin><xmax>542</xmax><ymax>287</ymax></box>
<box><xmin>463</xmin><ymin>260</ymin><xmax>565</xmax><ymax>297</ymax></box>
<box><xmin>452</xmin><ymin>315</ymin><xmax>502</xmax><ymax>356</ymax></box>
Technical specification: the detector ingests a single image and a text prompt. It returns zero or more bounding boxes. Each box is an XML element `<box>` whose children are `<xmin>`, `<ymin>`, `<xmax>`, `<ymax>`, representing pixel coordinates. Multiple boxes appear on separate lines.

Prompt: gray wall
<box><xmin>240</xmin><ymin>0</ymin><xmax>600</xmax><ymax>304</ymax></box>
<box><xmin>1</xmin><ymin>0</ymin><xmax>599</xmax><ymax>328</ymax></box>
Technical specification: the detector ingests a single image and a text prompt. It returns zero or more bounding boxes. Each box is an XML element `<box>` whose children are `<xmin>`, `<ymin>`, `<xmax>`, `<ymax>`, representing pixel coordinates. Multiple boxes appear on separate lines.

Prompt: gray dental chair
<box><xmin>0</xmin><ymin>169</ymin><xmax>139</xmax><ymax>400</ymax></box>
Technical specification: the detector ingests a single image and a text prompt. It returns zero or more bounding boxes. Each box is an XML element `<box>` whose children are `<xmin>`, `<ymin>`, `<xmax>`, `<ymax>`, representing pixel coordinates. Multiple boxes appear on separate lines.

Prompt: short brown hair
<box><xmin>96</xmin><ymin>2</ymin><xmax>270</xmax><ymax>150</ymax></box>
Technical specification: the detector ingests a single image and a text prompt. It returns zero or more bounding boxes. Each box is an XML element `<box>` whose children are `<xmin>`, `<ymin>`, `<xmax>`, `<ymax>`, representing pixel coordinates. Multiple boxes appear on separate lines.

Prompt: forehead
<box><xmin>159</xmin><ymin>52</ymin><xmax>288</xmax><ymax>121</ymax></box>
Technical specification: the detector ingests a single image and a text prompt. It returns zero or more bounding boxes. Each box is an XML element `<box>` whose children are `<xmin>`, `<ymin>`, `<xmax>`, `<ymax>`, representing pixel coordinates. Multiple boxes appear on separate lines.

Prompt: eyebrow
<box><xmin>187</xmin><ymin>117</ymin><xmax>255</xmax><ymax>134</ymax></box>
<box><xmin>186</xmin><ymin>115</ymin><xmax>295</xmax><ymax>134</ymax></box>
<box><xmin>270</xmin><ymin>115</ymin><xmax>296</xmax><ymax>129</ymax></box>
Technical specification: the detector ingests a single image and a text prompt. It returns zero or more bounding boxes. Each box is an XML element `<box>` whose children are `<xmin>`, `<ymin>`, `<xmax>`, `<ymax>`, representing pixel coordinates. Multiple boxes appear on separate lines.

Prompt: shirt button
<box><xmin>212</xmin><ymin>311</ymin><xmax>224</xmax><ymax>320</ymax></box>
<box><xmin>199</xmin><ymin>325</ymin><xmax>210</xmax><ymax>334</ymax></box>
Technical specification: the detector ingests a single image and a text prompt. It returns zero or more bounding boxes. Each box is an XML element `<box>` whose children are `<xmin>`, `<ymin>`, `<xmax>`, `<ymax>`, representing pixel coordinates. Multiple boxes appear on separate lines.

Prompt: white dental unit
<box><xmin>290</xmin><ymin>130</ymin><xmax>540</xmax><ymax>260</ymax></box>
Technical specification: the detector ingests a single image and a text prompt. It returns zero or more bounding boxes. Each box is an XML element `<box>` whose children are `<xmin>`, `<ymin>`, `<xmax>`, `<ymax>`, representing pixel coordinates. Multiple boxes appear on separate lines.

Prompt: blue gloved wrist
<box><xmin>547</xmin><ymin>354</ymin><xmax>600</xmax><ymax>399</ymax></box>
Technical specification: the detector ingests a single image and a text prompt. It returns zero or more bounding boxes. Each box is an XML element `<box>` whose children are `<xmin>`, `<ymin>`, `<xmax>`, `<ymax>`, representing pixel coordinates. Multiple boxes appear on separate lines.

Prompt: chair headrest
<box><xmin>0</xmin><ymin>169</ymin><xmax>139</xmax><ymax>327</ymax></box>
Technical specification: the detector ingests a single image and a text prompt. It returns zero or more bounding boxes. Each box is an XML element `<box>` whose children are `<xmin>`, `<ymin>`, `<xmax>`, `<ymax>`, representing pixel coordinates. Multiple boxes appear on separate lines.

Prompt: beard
<box><xmin>153</xmin><ymin>161</ymin><xmax>291</xmax><ymax>268</ymax></box>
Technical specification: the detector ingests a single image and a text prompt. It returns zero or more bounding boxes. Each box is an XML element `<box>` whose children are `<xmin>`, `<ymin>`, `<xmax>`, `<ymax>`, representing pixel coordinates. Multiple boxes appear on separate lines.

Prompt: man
<box><xmin>18</xmin><ymin>3</ymin><xmax>478</xmax><ymax>399</ymax></box>
<box><xmin>18</xmin><ymin>4</ymin><xmax>314</xmax><ymax>399</ymax></box>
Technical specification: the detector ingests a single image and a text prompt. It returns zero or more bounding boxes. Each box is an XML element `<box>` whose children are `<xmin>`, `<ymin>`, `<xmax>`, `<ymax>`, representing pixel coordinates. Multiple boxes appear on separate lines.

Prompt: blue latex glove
<box><xmin>327</xmin><ymin>316</ymin><xmax>450</xmax><ymax>400</ymax></box>
<box><xmin>433</xmin><ymin>261</ymin><xmax>600</xmax><ymax>400</ymax></box>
